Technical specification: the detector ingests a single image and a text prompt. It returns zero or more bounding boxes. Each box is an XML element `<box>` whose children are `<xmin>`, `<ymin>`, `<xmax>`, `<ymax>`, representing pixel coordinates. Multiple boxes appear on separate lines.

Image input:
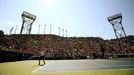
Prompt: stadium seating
<box><xmin>0</xmin><ymin>34</ymin><xmax>134</xmax><ymax>62</ymax></box>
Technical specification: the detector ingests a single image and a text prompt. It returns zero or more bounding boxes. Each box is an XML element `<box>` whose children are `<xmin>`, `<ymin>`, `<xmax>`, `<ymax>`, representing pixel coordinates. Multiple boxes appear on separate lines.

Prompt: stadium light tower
<box><xmin>50</xmin><ymin>25</ymin><xmax>52</xmax><ymax>34</ymax></box>
<box><xmin>62</xmin><ymin>28</ymin><xmax>64</xmax><ymax>37</ymax></box>
<box><xmin>9</xmin><ymin>27</ymin><xmax>13</xmax><ymax>35</ymax></box>
<box><xmin>66</xmin><ymin>29</ymin><xmax>67</xmax><ymax>37</ymax></box>
<box><xmin>14</xmin><ymin>25</ymin><xmax>18</xmax><ymax>34</ymax></box>
<box><xmin>44</xmin><ymin>25</ymin><xmax>46</xmax><ymax>34</ymax></box>
<box><xmin>20</xmin><ymin>11</ymin><xmax>36</xmax><ymax>34</ymax></box>
<box><xmin>107</xmin><ymin>13</ymin><xmax>127</xmax><ymax>39</ymax></box>
<box><xmin>59</xmin><ymin>27</ymin><xmax>60</xmax><ymax>36</ymax></box>
<box><xmin>38</xmin><ymin>25</ymin><xmax>40</xmax><ymax>34</ymax></box>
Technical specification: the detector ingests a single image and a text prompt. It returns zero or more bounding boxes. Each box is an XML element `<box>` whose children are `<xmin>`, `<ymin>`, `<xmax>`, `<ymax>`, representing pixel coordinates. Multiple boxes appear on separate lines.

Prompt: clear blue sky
<box><xmin>0</xmin><ymin>0</ymin><xmax>134</xmax><ymax>39</ymax></box>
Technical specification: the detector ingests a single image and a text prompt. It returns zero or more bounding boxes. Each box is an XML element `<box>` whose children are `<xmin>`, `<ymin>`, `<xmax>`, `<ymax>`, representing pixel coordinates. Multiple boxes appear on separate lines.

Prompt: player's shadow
<box><xmin>39</xmin><ymin>64</ymin><xmax>44</xmax><ymax>66</ymax></box>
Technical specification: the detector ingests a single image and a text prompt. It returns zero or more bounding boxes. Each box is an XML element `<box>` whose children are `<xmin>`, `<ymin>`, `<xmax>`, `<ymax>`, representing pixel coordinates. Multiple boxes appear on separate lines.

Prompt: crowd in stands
<box><xmin>0</xmin><ymin>34</ymin><xmax>134</xmax><ymax>59</ymax></box>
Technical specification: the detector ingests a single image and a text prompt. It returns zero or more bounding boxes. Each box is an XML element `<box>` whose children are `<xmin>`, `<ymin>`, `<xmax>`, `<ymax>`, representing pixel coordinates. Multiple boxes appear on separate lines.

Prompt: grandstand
<box><xmin>0</xmin><ymin>34</ymin><xmax>134</xmax><ymax>62</ymax></box>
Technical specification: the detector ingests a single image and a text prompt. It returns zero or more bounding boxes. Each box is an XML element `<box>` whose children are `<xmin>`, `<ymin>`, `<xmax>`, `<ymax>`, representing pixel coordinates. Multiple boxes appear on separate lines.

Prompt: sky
<box><xmin>0</xmin><ymin>0</ymin><xmax>134</xmax><ymax>39</ymax></box>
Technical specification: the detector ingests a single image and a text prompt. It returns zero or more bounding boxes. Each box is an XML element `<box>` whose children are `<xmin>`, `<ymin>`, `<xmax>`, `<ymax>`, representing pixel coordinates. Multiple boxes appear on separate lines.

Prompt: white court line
<box><xmin>32</xmin><ymin>66</ymin><xmax>44</xmax><ymax>73</ymax></box>
<box><xmin>32</xmin><ymin>61</ymin><xmax>52</xmax><ymax>73</ymax></box>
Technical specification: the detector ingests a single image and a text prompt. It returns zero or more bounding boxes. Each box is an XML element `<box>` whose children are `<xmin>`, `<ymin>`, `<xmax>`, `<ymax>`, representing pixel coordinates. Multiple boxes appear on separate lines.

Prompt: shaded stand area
<box><xmin>0</xmin><ymin>50</ymin><xmax>32</xmax><ymax>62</ymax></box>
